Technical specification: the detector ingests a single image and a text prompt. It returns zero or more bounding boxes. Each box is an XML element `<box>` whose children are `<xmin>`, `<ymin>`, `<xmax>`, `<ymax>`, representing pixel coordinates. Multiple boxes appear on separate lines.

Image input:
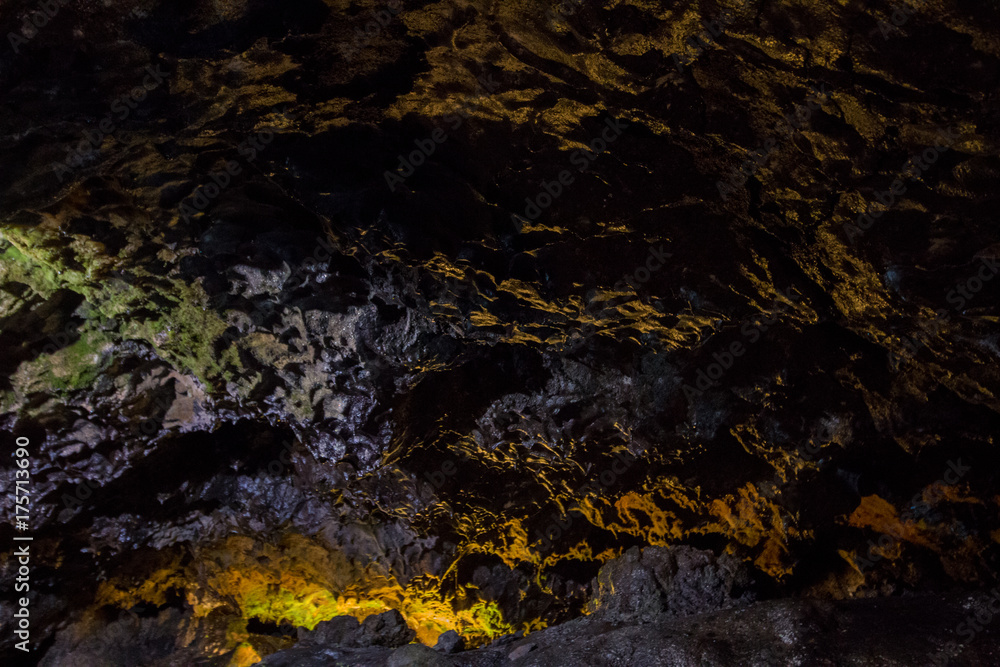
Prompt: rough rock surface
<box><xmin>1</xmin><ymin>0</ymin><xmax>999</xmax><ymax>664</ymax></box>
<box><xmin>434</xmin><ymin>630</ymin><xmax>464</xmax><ymax>654</ymax></box>
<box><xmin>252</xmin><ymin>547</ymin><xmax>1000</xmax><ymax>666</ymax></box>
<box><xmin>586</xmin><ymin>544</ymin><xmax>754</xmax><ymax>623</ymax></box>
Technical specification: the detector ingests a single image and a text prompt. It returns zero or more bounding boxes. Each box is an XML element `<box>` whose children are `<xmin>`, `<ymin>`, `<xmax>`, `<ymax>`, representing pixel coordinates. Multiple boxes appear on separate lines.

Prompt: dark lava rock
<box><xmin>295</xmin><ymin>610</ymin><xmax>416</xmax><ymax>650</ymax></box>
<box><xmin>297</xmin><ymin>614</ymin><xmax>362</xmax><ymax>647</ymax></box>
<box><xmin>434</xmin><ymin>630</ymin><xmax>465</xmax><ymax>654</ymax></box>
<box><xmin>258</xmin><ymin>593</ymin><xmax>1000</xmax><ymax>666</ymax></box>
<box><xmin>587</xmin><ymin>545</ymin><xmax>755</xmax><ymax>623</ymax></box>
<box><xmin>495</xmin><ymin>594</ymin><xmax>1000</xmax><ymax>667</ymax></box>
<box><xmin>361</xmin><ymin>610</ymin><xmax>417</xmax><ymax>648</ymax></box>
<box><xmin>388</xmin><ymin>643</ymin><xmax>457</xmax><ymax>667</ymax></box>
<box><xmin>2</xmin><ymin>0</ymin><xmax>1000</xmax><ymax>664</ymax></box>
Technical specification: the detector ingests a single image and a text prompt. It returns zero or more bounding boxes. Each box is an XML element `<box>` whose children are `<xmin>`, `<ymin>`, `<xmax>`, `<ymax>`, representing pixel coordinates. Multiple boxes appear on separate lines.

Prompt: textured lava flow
<box><xmin>1</xmin><ymin>0</ymin><xmax>999</xmax><ymax>664</ymax></box>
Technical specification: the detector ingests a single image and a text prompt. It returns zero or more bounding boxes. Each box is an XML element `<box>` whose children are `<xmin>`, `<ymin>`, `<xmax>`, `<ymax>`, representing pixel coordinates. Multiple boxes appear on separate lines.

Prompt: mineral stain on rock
<box><xmin>1</xmin><ymin>0</ymin><xmax>1000</xmax><ymax>664</ymax></box>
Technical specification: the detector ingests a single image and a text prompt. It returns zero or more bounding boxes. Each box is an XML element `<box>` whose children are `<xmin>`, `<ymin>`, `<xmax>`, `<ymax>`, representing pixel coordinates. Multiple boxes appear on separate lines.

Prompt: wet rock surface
<box><xmin>1</xmin><ymin>0</ymin><xmax>999</xmax><ymax>664</ymax></box>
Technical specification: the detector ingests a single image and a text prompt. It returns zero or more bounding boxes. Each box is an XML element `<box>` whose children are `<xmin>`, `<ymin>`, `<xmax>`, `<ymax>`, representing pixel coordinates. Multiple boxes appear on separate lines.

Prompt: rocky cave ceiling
<box><xmin>1</xmin><ymin>0</ymin><xmax>1000</xmax><ymax>665</ymax></box>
